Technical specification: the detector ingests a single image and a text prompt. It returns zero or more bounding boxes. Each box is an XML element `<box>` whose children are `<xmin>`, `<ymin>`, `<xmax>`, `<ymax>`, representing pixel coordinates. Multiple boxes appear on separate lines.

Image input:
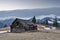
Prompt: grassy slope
<box><xmin>0</xmin><ymin>27</ymin><xmax>10</xmax><ymax>31</ymax></box>
<box><xmin>0</xmin><ymin>32</ymin><xmax>60</xmax><ymax>40</ymax></box>
<box><xmin>0</xmin><ymin>26</ymin><xmax>60</xmax><ymax>40</ymax></box>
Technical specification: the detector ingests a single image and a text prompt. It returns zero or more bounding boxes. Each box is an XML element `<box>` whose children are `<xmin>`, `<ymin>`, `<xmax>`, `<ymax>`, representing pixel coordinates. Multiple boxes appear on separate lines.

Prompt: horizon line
<box><xmin>0</xmin><ymin>7</ymin><xmax>60</xmax><ymax>11</ymax></box>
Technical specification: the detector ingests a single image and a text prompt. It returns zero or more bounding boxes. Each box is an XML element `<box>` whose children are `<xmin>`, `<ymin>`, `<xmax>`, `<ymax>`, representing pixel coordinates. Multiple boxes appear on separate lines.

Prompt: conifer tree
<box><xmin>53</xmin><ymin>16</ymin><xmax>58</xmax><ymax>27</ymax></box>
<box><xmin>32</xmin><ymin>16</ymin><xmax>36</xmax><ymax>23</ymax></box>
<box><xmin>45</xmin><ymin>19</ymin><xmax>48</xmax><ymax>25</ymax></box>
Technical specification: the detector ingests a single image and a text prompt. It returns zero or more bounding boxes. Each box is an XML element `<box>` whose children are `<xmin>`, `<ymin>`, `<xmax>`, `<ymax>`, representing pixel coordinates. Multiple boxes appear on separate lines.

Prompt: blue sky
<box><xmin>0</xmin><ymin>0</ymin><xmax>60</xmax><ymax>10</ymax></box>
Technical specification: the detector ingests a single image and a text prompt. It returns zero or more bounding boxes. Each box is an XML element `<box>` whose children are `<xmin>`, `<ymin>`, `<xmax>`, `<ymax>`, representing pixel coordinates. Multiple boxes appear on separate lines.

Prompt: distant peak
<box><xmin>36</xmin><ymin>14</ymin><xmax>58</xmax><ymax>20</ymax></box>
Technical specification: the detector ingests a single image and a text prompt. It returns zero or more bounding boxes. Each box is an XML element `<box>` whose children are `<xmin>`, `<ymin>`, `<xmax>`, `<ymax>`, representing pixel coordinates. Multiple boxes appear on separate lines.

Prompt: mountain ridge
<box><xmin>0</xmin><ymin>7</ymin><xmax>60</xmax><ymax>27</ymax></box>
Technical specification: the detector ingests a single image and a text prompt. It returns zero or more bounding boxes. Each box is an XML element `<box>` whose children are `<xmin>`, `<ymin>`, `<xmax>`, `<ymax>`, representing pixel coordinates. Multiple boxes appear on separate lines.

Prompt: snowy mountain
<box><xmin>0</xmin><ymin>14</ymin><xmax>60</xmax><ymax>28</ymax></box>
<box><xmin>0</xmin><ymin>22</ymin><xmax>4</xmax><ymax>28</ymax></box>
<box><xmin>0</xmin><ymin>17</ymin><xmax>31</xmax><ymax>28</ymax></box>
<box><xmin>0</xmin><ymin>19</ymin><xmax>15</xmax><ymax>28</ymax></box>
<box><xmin>0</xmin><ymin>7</ymin><xmax>60</xmax><ymax>28</ymax></box>
<box><xmin>0</xmin><ymin>19</ymin><xmax>15</xmax><ymax>26</ymax></box>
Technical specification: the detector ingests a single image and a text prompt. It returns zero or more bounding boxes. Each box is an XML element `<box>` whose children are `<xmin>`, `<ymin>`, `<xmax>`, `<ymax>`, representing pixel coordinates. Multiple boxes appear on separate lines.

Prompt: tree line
<box><xmin>32</xmin><ymin>16</ymin><xmax>58</xmax><ymax>27</ymax></box>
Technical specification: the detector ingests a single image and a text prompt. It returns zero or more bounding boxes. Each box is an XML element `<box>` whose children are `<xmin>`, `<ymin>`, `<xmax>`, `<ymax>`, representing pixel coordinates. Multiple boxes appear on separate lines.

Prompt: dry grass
<box><xmin>0</xmin><ymin>26</ymin><xmax>60</xmax><ymax>40</ymax></box>
<box><xmin>0</xmin><ymin>27</ymin><xmax>10</xmax><ymax>31</ymax></box>
<box><xmin>0</xmin><ymin>32</ymin><xmax>60</xmax><ymax>40</ymax></box>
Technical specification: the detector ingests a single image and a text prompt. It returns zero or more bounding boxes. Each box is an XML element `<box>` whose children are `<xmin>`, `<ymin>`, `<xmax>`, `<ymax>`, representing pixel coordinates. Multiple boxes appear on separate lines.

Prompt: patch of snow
<box><xmin>37</xmin><ymin>28</ymin><xmax>40</xmax><ymax>30</ymax></box>
<box><xmin>0</xmin><ymin>31</ymin><xmax>7</xmax><ymax>33</ymax></box>
<box><xmin>44</xmin><ymin>27</ymin><xmax>51</xmax><ymax>30</ymax></box>
<box><xmin>0</xmin><ymin>16</ymin><xmax>31</xmax><ymax>20</ymax></box>
<box><xmin>48</xmin><ymin>21</ymin><xmax>53</xmax><ymax>24</ymax></box>
<box><xmin>7</xmin><ymin>30</ymin><xmax>10</xmax><ymax>32</ymax></box>
<box><xmin>52</xmin><ymin>27</ymin><xmax>56</xmax><ymax>30</ymax></box>
<box><xmin>57</xmin><ymin>21</ymin><xmax>60</xmax><ymax>23</ymax></box>
<box><xmin>0</xmin><ymin>30</ymin><xmax>10</xmax><ymax>33</ymax></box>
<box><xmin>42</xmin><ymin>26</ymin><xmax>45</xmax><ymax>27</ymax></box>
<box><xmin>50</xmin><ymin>19</ymin><xmax>54</xmax><ymax>21</ymax></box>
<box><xmin>36</xmin><ymin>14</ymin><xmax>56</xmax><ymax>20</ymax></box>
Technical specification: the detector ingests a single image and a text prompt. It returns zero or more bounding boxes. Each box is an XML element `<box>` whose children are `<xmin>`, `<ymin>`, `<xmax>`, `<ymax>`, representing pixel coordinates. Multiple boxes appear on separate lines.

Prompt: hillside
<box><xmin>0</xmin><ymin>32</ymin><xmax>60</xmax><ymax>40</ymax></box>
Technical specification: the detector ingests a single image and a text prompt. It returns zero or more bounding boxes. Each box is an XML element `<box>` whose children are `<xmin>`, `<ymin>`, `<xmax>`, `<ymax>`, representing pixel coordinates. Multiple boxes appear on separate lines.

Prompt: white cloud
<box><xmin>0</xmin><ymin>14</ymin><xmax>60</xmax><ymax>21</ymax></box>
<box><xmin>0</xmin><ymin>16</ymin><xmax>31</xmax><ymax>20</ymax></box>
<box><xmin>36</xmin><ymin>14</ymin><xmax>56</xmax><ymax>19</ymax></box>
